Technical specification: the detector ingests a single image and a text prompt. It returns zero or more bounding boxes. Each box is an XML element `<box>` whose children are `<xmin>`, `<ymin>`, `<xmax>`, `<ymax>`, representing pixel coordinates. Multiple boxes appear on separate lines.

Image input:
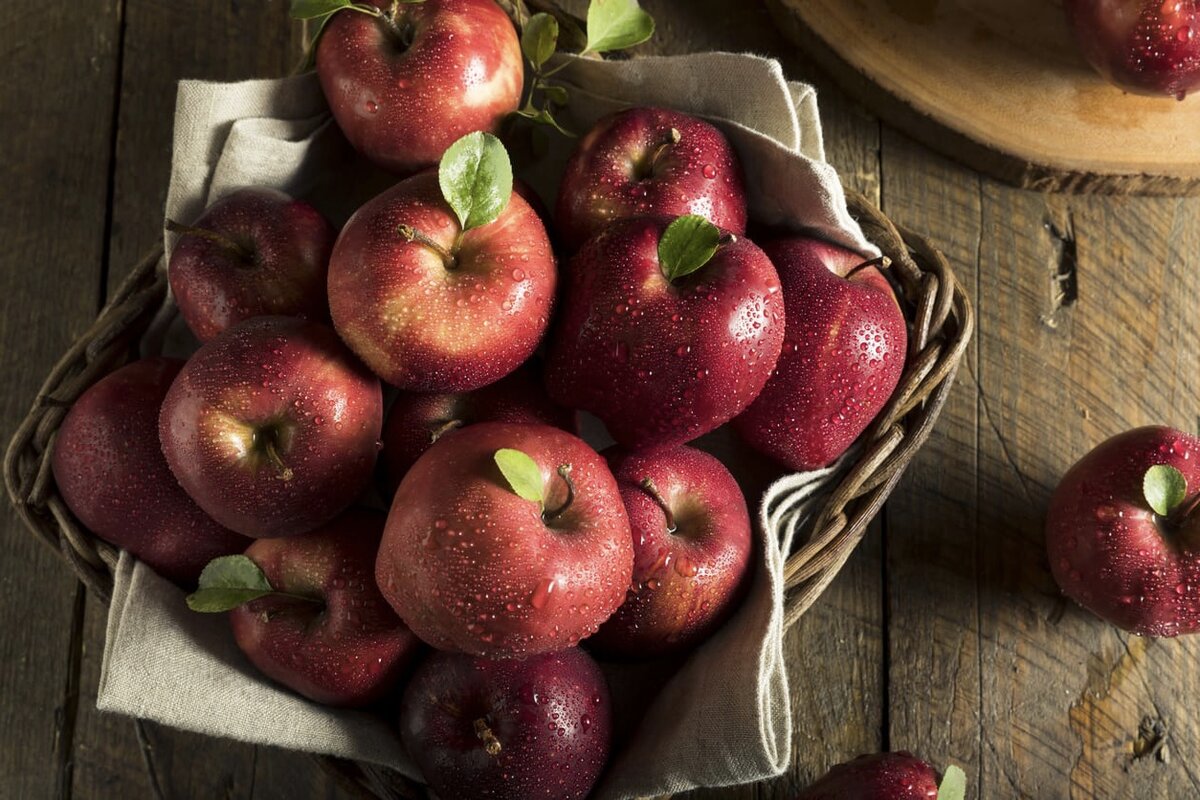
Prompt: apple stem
<box><xmin>429</xmin><ymin>418</ymin><xmax>465</xmax><ymax>444</ymax></box>
<box><xmin>845</xmin><ymin>255</ymin><xmax>892</xmax><ymax>280</ymax></box>
<box><xmin>542</xmin><ymin>464</ymin><xmax>576</xmax><ymax>523</ymax></box>
<box><xmin>640</xmin><ymin>128</ymin><xmax>681</xmax><ymax>179</ymax></box>
<box><xmin>473</xmin><ymin>718</ymin><xmax>502</xmax><ymax>756</ymax></box>
<box><xmin>1169</xmin><ymin>492</ymin><xmax>1200</xmax><ymax>528</ymax></box>
<box><xmin>375</xmin><ymin>1</ymin><xmax>413</xmax><ymax>50</ymax></box>
<box><xmin>639</xmin><ymin>477</ymin><xmax>677</xmax><ymax>533</ymax></box>
<box><xmin>166</xmin><ymin>219</ymin><xmax>254</xmax><ymax>263</ymax></box>
<box><xmin>398</xmin><ymin>224</ymin><xmax>456</xmax><ymax>270</ymax></box>
<box><xmin>717</xmin><ymin>232</ymin><xmax>738</xmax><ymax>250</ymax></box>
<box><xmin>262</xmin><ymin>437</ymin><xmax>295</xmax><ymax>482</ymax></box>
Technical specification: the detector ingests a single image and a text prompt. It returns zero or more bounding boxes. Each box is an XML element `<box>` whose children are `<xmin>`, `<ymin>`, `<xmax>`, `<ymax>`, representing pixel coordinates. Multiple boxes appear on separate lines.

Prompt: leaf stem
<box><xmin>398</xmin><ymin>224</ymin><xmax>457</xmax><ymax>270</ymax></box>
<box><xmin>166</xmin><ymin>219</ymin><xmax>254</xmax><ymax>263</ymax></box>
<box><xmin>639</xmin><ymin>477</ymin><xmax>677</xmax><ymax>533</ymax></box>
<box><xmin>1169</xmin><ymin>492</ymin><xmax>1200</xmax><ymax>528</ymax></box>
<box><xmin>542</xmin><ymin>464</ymin><xmax>576</xmax><ymax>523</ymax></box>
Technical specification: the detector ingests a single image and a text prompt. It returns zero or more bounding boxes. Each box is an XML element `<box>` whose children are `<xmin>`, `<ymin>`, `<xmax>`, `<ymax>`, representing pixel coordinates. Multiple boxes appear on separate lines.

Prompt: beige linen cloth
<box><xmin>98</xmin><ymin>52</ymin><xmax>876</xmax><ymax>799</ymax></box>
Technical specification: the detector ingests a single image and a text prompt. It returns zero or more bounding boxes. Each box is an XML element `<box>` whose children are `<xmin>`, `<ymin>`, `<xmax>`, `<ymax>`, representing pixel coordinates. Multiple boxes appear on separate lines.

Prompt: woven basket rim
<box><xmin>3</xmin><ymin>191</ymin><xmax>972</xmax><ymax>800</ymax></box>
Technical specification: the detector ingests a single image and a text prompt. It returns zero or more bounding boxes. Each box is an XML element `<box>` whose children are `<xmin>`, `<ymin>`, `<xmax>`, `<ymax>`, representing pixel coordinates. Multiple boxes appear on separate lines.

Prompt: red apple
<box><xmin>556</xmin><ymin>107</ymin><xmax>748</xmax><ymax>251</ymax></box>
<box><xmin>328</xmin><ymin>171</ymin><xmax>556</xmax><ymax>392</ymax></box>
<box><xmin>50</xmin><ymin>358</ymin><xmax>249</xmax><ymax>585</ymax></box>
<box><xmin>796</xmin><ymin>752</ymin><xmax>950</xmax><ymax>800</ymax></box>
<box><xmin>160</xmin><ymin>316</ymin><xmax>383</xmax><ymax>539</ymax></box>
<box><xmin>399</xmin><ymin>648</ymin><xmax>611</xmax><ymax>800</ymax></box>
<box><xmin>733</xmin><ymin>237</ymin><xmax>906</xmax><ymax>471</ymax></box>
<box><xmin>376</xmin><ymin>422</ymin><xmax>633</xmax><ymax>658</ymax></box>
<box><xmin>225</xmin><ymin>510</ymin><xmax>423</xmax><ymax>707</ymax></box>
<box><xmin>588</xmin><ymin>446</ymin><xmax>753</xmax><ymax>658</ymax></box>
<box><xmin>167</xmin><ymin>187</ymin><xmax>335</xmax><ymax>342</ymax></box>
<box><xmin>379</xmin><ymin>363</ymin><xmax>576</xmax><ymax>494</ymax></box>
<box><xmin>1063</xmin><ymin>0</ymin><xmax>1200</xmax><ymax>99</ymax></box>
<box><xmin>544</xmin><ymin>216</ymin><xmax>784</xmax><ymax>450</ymax></box>
<box><xmin>1046</xmin><ymin>426</ymin><xmax>1200</xmax><ymax>636</ymax></box>
<box><xmin>315</xmin><ymin>0</ymin><xmax>523</xmax><ymax>172</ymax></box>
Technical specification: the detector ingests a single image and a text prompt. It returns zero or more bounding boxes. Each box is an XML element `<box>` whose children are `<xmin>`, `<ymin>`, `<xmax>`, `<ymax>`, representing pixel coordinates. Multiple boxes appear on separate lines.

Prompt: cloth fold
<box><xmin>101</xmin><ymin>50</ymin><xmax>872</xmax><ymax>799</ymax></box>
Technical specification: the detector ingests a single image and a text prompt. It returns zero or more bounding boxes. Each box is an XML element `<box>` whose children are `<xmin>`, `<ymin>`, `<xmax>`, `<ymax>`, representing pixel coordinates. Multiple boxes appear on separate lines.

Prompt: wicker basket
<box><xmin>4</xmin><ymin>191</ymin><xmax>972</xmax><ymax>800</ymax></box>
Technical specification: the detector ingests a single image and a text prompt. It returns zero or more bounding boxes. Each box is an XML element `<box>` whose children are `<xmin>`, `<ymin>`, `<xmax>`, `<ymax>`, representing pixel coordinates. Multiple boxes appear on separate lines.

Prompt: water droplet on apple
<box><xmin>702</xmin><ymin>164</ymin><xmax>716</xmax><ymax>179</ymax></box>
<box><xmin>613</xmin><ymin>341</ymin><xmax>629</xmax><ymax>362</ymax></box>
<box><xmin>614</xmin><ymin>303</ymin><xmax>629</xmax><ymax>315</ymax></box>
<box><xmin>674</xmin><ymin>345</ymin><xmax>690</xmax><ymax>357</ymax></box>
<box><xmin>674</xmin><ymin>556</ymin><xmax>699</xmax><ymax>577</ymax></box>
<box><xmin>530</xmin><ymin>578</ymin><xmax>555</xmax><ymax>609</ymax></box>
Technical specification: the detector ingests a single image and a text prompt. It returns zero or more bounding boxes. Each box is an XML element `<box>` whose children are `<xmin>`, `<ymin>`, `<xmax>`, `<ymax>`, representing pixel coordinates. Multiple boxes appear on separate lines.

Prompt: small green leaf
<box><xmin>1144</xmin><ymin>464</ymin><xmax>1188</xmax><ymax>517</ymax></box>
<box><xmin>514</xmin><ymin>106</ymin><xmax>575</xmax><ymax>137</ymax></box>
<box><xmin>290</xmin><ymin>0</ymin><xmax>352</xmax><ymax>19</ymax></box>
<box><xmin>494</xmin><ymin>448</ymin><xmax>545</xmax><ymax>505</ymax></box>
<box><xmin>439</xmin><ymin>132</ymin><xmax>513</xmax><ymax>232</ymax></box>
<box><xmin>584</xmin><ymin>0</ymin><xmax>654</xmax><ymax>54</ymax></box>
<box><xmin>658</xmin><ymin>215</ymin><xmax>723</xmax><ymax>282</ymax></box>
<box><xmin>542</xmin><ymin>84</ymin><xmax>569</xmax><ymax>106</ymax></box>
<box><xmin>936</xmin><ymin>765</ymin><xmax>967</xmax><ymax>800</ymax></box>
<box><xmin>186</xmin><ymin>555</ymin><xmax>273</xmax><ymax>613</ymax></box>
<box><xmin>522</xmin><ymin>13</ymin><xmax>559</xmax><ymax>71</ymax></box>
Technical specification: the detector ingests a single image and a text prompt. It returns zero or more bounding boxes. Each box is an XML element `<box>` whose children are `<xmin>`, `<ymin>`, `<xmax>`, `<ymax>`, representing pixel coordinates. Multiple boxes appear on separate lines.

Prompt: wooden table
<box><xmin>3</xmin><ymin>2</ymin><xmax>1198</xmax><ymax>798</ymax></box>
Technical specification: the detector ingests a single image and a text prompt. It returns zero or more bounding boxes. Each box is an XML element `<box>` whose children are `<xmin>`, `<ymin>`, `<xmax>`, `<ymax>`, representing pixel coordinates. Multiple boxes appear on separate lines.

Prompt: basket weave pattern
<box><xmin>3</xmin><ymin>192</ymin><xmax>972</xmax><ymax>800</ymax></box>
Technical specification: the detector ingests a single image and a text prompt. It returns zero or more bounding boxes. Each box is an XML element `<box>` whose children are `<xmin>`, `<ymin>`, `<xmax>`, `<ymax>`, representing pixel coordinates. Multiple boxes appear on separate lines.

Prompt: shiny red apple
<box><xmin>545</xmin><ymin>216</ymin><xmax>784</xmax><ymax>450</ymax></box>
<box><xmin>796</xmin><ymin>752</ymin><xmax>948</xmax><ymax>800</ymax></box>
<box><xmin>399</xmin><ymin>648</ymin><xmax>611</xmax><ymax>800</ymax></box>
<box><xmin>315</xmin><ymin>0</ymin><xmax>523</xmax><ymax>172</ymax></box>
<box><xmin>1046</xmin><ymin>426</ymin><xmax>1200</xmax><ymax>636</ymax></box>
<box><xmin>51</xmin><ymin>358</ymin><xmax>249</xmax><ymax>586</ymax></box>
<box><xmin>733</xmin><ymin>237</ymin><xmax>906</xmax><ymax>471</ymax></box>
<box><xmin>1063</xmin><ymin>0</ymin><xmax>1200</xmax><ymax>98</ymax></box>
<box><xmin>160</xmin><ymin>316</ymin><xmax>383</xmax><ymax>539</ymax></box>
<box><xmin>328</xmin><ymin>171</ymin><xmax>556</xmax><ymax>392</ymax></box>
<box><xmin>376</xmin><ymin>422</ymin><xmax>633</xmax><ymax>658</ymax></box>
<box><xmin>379</xmin><ymin>363</ymin><xmax>576</xmax><ymax>494</ymax></box>
<box><xmin>589</xmin><ymin>445</ymin><xmax>753</xmax><ymax>658</ymax></box>
<box><xmin>225</xmin><ymin>510</ymin><xmax>423</xmax><ymax>707</ymax></box>
<box><xmin>167</xmin><ymin>187</ymin><xmax>335</xmax><ymax>342</ymax></box>
<box><xmin>555</xmin><ymin>106</ymin><xmax>747</xmax><ymax>251</ymax></box>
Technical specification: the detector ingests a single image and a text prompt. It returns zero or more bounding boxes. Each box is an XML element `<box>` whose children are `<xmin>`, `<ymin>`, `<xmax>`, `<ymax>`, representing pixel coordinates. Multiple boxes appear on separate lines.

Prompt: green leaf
<box><xmin>936</xmin><ymin>765</ymin><xmax>967</xmax><ymax>800</ymax></box>
<box><xmin>290</xmin><ymin>0</ymin><xmax>352</xmax><ymax>19</ymax></box>
<box><xmin>514</xmin><ymin>106</ymin><xmax>575</xmax><ymax>137</ymax></box>
<box><xmin>658</xmin><ymin>215</ymin><xmax>723</xmax><ymax>282</ymax></box>
<box><xmin>438</xmin><ymin>132</ymin><xmax>513</xmax><ymax>232</ymax></box>
<box><xmin>584</xmin><ymin>0</ymin><xmax>654</xmax><ymax>54</ymax></box>
<box><xmin>542</xmin><ymin>84</ymin><xmax>569</xmax><ymax>106</ymax></box>
<box><xmin>186</xmin><ymin>555</ymin><xmax>273</xmax><ymax>613</ymax></box>
<box><xmin>1144</xmin><ymin>464</ymin><xmax>1188</xmax><ymax>516</ymax></box>
<box><xmin>522</xmin><ymin>13</ymin><xmax>559</xmax><ymax>71</ymax></box>
<box><xmin>494</xmin><ymin>448</ymin><xmax>545</xmax><ymax>505</ymax></box>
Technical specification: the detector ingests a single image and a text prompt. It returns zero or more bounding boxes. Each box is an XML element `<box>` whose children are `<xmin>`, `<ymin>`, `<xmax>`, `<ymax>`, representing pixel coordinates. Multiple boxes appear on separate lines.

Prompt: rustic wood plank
<box><xmin>0</xmin><ymin>1</ymin><xmax>122</xmax><ymax>798</ymax></box>
<box><xmin>969</xmin><ymin>186</ymin><xmax>1200</xmax><ymax>797</ymax></box>
<box><xmin>70</xmin><ymin>2</ymin><xmax>323</xmax><ymax>799</ymax></box>
<box><xmin>878</xmin><ymin>130</ymin><xmax>983</xmax><ymax>785</ymax></box>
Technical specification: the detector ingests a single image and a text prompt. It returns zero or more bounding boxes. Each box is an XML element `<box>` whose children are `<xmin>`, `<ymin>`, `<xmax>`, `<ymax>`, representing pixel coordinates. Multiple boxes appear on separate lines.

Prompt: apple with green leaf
<box><xmin>167</xmin><ymin>187</ymin><xmax>335</xmax><ymax>342</ymax></box>
<box><xmin>376</xmin><ymin>421</ymin><xmax>633</xmax><ymax>658</ymax></box>
<box><xmin>189</xmin><ymin>509</ymin><xmax>421</xmax><ymax>707</ymax></box>
<box><xmin>796</xmin><ymin>752</ymin><xmax>967</xmax><ymax>800</ymax></box>
<box><xmin>328</xmin><ymin>132</ymin><xmax>556</xmax><ymax>392</ymax></box>
<box><xmin>1046</xmin><ymin>426</ymin><xmax>1200</xmax><ymax>636</ymax></box>
<box><xmin>159</xmin><ymin>316</ymin><xmax>383</xmax><ymax>539</ymax></box>
<box><xmin>296</xmin><ymin>0</ymin><xmax>523</xmax><ymax>173</ymax></box>
<box><xmin>400</xmin><ymin>647</ymin><xmax>612</xmax><ymax>800</ymax></box>
<box><xmin>545</xmin><ymin>214</ymin><xmax>784</xmax><ymax>450</ymax></box>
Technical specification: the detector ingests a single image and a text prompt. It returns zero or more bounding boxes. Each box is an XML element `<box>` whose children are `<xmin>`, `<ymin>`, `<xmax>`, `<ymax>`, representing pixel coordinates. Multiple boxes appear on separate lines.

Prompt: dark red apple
<box><xmin>733</xmin><ymin>237</ymin><xmax>906</xmax><ymax>471</ymax></box>
<box><xmin>50</xmin><ymin>358</ymin><xmax>249</xmax><ymax>585</ymax></box>
<box><xmin>167</xmin><ymin>187</ymin><xmax>335</xmax><ymax>342</ymax></box>
<box><xmin>225</xmin><ymin>510</ymin><xmax>422</xmax><ymax>707</ymax></box>
<box><xmin>379</xmin><ymin>363</ymin><xmax>576</xmax><ymax>493</ymax></box>
<box><xmin>328</xmin><ymin>171</ymin><xmax>556</xmax><ymax>392</ymax></box>
<box><xmin>1064</xmin><ymin>0</ymin><xmax>1200</xmax><ymax>99</ymax></box>
<box><xmin>376</xmin><ymin>422</ymin><xmax>633</xmax><ymax>658</ymax></box>
<box><xmin>159</xmin><ymin>316</ymin><xmax>383</xmax><ymax>539</ymax></box>
<box><xmin>589</xmin><ymin>446</ymin><xmax>752</xmax><ymax>658</ymax></box>
<box><xmin>399</xmin><ymin>648</ymin><xmax>611</xmax><ymax>800</ymax></box>
<box><xmin>796</xmin><ymin>752</ymin><xmax>949</xmax><ymax>800</ymax></box>
<box><xmin>556</xmin><ymin>106</ymin><xmax>747</xmax><ymax>251</ymax></box>
<box><xmin>1046</xmin><ymin>426</ymin><xmax>1200</xmax><ymax>636</ymax></box>
<box><xmin>315</xmin><ymin>0</ymin><xmax>523</xmax><ymax>172</ymax></box>
<box><xmin>545</xmin><ymin>216</ymin><xmax>784</xmax><ymax>450</ymax></box>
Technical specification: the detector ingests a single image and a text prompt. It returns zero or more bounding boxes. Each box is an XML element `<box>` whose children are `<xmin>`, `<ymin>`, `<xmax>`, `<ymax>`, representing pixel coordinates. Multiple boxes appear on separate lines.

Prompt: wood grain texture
<box><xmin>765</xmin><ymin>0</ymin><xmax>1200</xmax><ymax>197</ymax></box>
<box><xmin>0</xmin><ymin>2</ymin><xmax>122</xmax><ymax>798</ymax></box>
